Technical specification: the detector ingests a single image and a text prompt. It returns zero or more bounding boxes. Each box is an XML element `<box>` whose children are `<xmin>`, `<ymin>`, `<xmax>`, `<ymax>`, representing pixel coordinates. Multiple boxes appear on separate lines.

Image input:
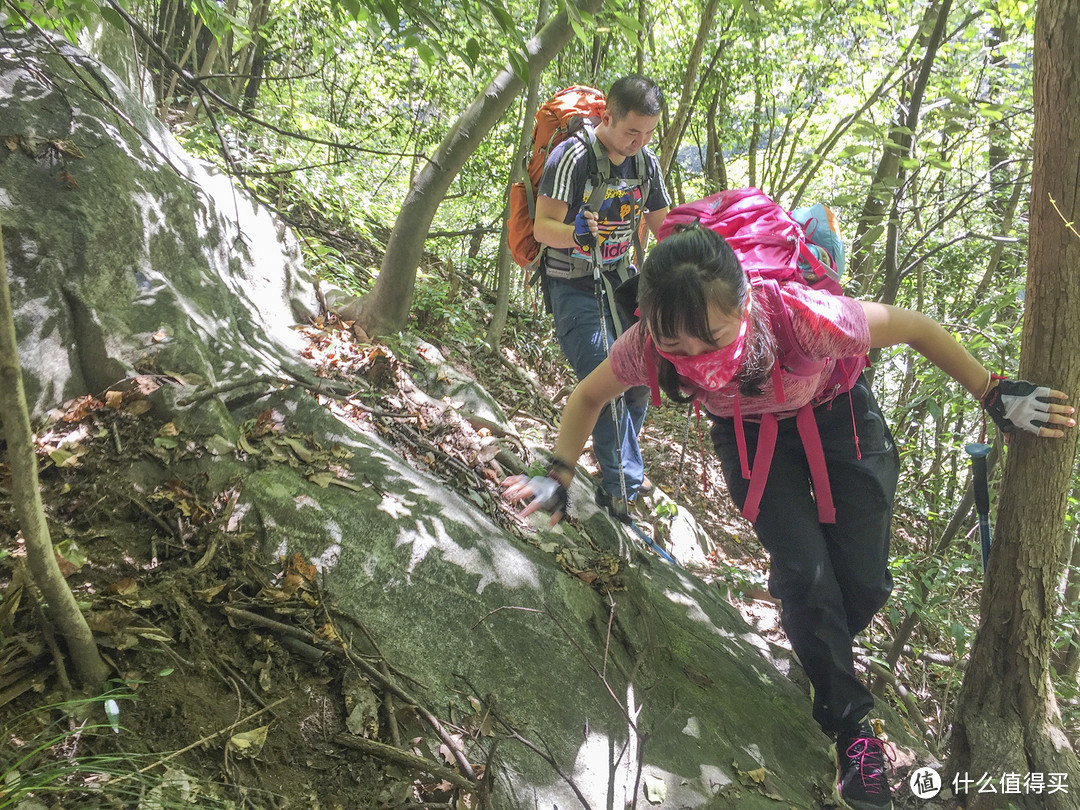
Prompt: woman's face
<box><xmin>651</xmin><ymin>301</ymin><xmax>744</xmax><ymax>357</ymax></box>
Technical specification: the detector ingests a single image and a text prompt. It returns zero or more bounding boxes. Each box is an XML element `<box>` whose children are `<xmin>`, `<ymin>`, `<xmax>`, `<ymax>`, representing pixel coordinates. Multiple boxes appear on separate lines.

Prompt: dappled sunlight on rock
<box><xmin>376</xmin><ymin>491</ymin><xmax>413</xmax><ymax>520</ymax></box>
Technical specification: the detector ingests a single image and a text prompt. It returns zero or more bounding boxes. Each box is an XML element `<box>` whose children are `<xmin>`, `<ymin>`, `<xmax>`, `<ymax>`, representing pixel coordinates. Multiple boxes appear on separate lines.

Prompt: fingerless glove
<box><xmin>982</xmin><ymin>378</ymin><xmax>1055</xmax><ymax>435</ymax></box>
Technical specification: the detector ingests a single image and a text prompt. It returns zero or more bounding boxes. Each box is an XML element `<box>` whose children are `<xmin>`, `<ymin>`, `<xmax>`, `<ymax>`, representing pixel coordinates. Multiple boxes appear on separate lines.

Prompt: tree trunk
<box><xmin>0</xmin><ymin>215</ymin><xmax>109</xmax><ymax>690</ymax></box>
<box><xmin>656</xmin><ymin>0</ymin><xmax>721</xmax><ymax>178</ymax></box>
<box><xmin>948</xmin><ymin>1</ymin><xmax>1080</xmax><ymax>806</ymax></box>
<box><xmin>848</xmin><ymin>0</ymin><xmax>952</xmax><ymax>296</ymax></box>
<box><xmin>485</xmin><ymin>0</ymin><xmax>549</xmax><ymax>349</ymax></box>
<box><xmin>341</xmin><ymin>0</ymin><xmax>606</xmax><ymax>338</ymax></box>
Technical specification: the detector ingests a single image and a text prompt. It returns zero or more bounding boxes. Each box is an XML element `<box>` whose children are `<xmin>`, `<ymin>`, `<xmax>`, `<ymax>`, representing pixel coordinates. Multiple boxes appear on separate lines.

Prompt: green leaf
<box><xmin>926</xmin><ymin>398</ymin><xmax>943</xmax><ymax>423</ymax></box>
<box><xmin>507</xmin><ymin>48</ymin><xmax>529</xmax><ymax>84</ymax></box>
<box><xmin>563</xmin><ymin>0</ymin><xmax>583</xmax><ymax>26</ymax></box>
<box><xmin>56</xmin><ymin>538</ymin><xmax>87</xmax><ymax>569</ymax></box>
<box><xmin>613</xmin><ymin>11</ymin><xmax>645</xmax><ymax>34</ymax></box>
<box><xmin>337</xmin><ymin>0</ymin><xmax>363</xmax><ymax>20</ymax></box>
<box><xmin>486</xmin><ymin>3</ymin><xmax>516</xmax><ymax>33</ymax></box>
<box><xmin>465</xmin><ymin>37</ymin><xmax>480</xmax><ymax>68</ymax></box>
<box><xmin>416</xmin><ymin>40</ymin><xmax>435</xmax><ymax>67</ymax></box>
<box><xmin>862</xmin><ymin>224</ymin><xmax>885</xmax><ymax>245</ymax></box>
<box><xmin>377</xmin><ymin>0</ymin><xmax>400</xmax><ymax>31</ymax></box>
<box><xmin>837</xmin><ymin>144</ymin><xmax>870</xmax><ymax>158</ymax></box>
<box><xmin>100</xmin><ymin>7</ymin><xmax>126</xmax><ymax>30</ymax></box>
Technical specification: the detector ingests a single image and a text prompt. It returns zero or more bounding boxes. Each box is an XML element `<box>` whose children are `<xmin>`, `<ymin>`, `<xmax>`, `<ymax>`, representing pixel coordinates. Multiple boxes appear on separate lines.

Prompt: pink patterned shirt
<box><xmin>609</xmin><ymin>284</ymin><xmax>871</xmax><ymax>419</ymax></box>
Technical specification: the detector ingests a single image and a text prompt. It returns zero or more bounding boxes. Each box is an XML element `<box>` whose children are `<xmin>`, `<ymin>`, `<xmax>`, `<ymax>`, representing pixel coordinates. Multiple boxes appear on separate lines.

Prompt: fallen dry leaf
<box><xmin>106</xmin><ymin>578</ymin><xmax>138</xmax><ymax>596</ymax></box>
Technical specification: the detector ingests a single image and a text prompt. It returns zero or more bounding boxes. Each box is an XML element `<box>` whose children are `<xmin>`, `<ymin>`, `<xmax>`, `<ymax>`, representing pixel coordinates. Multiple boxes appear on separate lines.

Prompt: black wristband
<box><xmin>547</xmin><ymin>456</ymin><xmax>575</xmax><ymax>474</ymax></box>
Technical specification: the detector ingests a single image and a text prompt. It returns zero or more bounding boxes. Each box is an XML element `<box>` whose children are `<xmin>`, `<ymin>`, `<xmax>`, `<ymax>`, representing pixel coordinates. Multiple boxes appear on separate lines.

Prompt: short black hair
<box><xmin>606</xmin><ymin>75</ymin><xmax>663</xmax><ymax>121</ymax></box>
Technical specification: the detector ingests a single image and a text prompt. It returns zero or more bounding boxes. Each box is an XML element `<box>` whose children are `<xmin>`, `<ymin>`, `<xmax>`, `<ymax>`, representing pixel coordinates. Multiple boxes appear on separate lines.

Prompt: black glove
<box><xmin>573</xmin><ymin>209</ymin><xmax>596</xmax><ymax>250</ymax></box>
<box><xmin>524</xmin><ymin>474</ymin><xmax>569</xmax><ymax>519</ymax></box>
<box><xmin>982</xmin><ymin>378</ymin><xmax>1055</xmax><ymax>435</ymax></box>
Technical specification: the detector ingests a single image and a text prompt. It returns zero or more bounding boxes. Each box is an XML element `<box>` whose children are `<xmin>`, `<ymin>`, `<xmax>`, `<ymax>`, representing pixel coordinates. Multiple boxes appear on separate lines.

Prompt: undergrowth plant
<box><xmin>0</xmin><ymin>688</ymin><xmax>233</xmax><ymax>809</ymax></box>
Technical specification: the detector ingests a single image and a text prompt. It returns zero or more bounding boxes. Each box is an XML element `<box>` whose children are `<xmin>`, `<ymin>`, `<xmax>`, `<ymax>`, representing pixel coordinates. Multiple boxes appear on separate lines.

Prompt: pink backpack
<box><xmin>650</xmin><ymin>188</ymin><xmax>866</xmax><ymax>525</ymax></box>
<box><xmin>658</xmin><ymin>187</ymin><xmax>842</xmax><ymax>293</ymax></box>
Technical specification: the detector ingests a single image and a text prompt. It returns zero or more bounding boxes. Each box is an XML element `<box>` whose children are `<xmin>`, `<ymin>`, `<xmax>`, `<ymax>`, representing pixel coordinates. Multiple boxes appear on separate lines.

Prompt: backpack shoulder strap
<box><xmin>635</xmin><ymin>150</ymin><xmax>652</xmax><ymax>202</ymax></box>
<box><xmin>754</xmin><ymin>278</ymin><xmax>820</xmax><ymax>378</ymax></box>
<box><xmin>575</xmin><ymin>124</ymin><xmax>610</xmax><ymax>212</ymax></box>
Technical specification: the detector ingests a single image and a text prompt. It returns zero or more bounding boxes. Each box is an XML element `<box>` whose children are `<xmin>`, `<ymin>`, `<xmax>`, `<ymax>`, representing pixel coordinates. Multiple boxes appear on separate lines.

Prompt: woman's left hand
<box><xmin>982</xmin><ymin>380</ymin><xmax>1076</xmax><ymax>438</ymax></box>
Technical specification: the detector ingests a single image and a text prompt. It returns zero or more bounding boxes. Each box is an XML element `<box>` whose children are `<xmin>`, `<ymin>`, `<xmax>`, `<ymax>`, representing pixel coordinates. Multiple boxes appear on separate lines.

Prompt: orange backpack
<box><xmin>507</xmin><ymin>85</ymin><xmax>607</xmax><ymax>268</ymax></box>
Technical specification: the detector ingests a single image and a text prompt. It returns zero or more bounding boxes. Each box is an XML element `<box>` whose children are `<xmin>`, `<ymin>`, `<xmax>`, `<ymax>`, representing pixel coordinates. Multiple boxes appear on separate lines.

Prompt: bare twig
<box><xmin>501</xmin><ymin>725</ymin><xmax>592</xmax><ymax>810</ymax></box>
<box><xmin>175</xmin><ymin>372</ymin><xmax>416</xmax><ymax>420</ymax></box>
<box><xmin>332</xmin><ymin>734</ymin><xmax>476</xmax><ymax>792</ymax></box>
<box><xmin>126</xmin><ymin>494</ymin><xmax>179</xmax><ymax>540</ymax></box>
<box><xmin>101</xmin><ymin>0</ymin><xmax>422</xmax><ymax>160</ymax></box>
<box><xmin>222</xmin><ymin>606</ymin><xmax>476</xmax><ymax>781</ymax></box>
<box><xmin>469</xmin><ymin>605</ymin><xmax>543</xmax><ymax>631</ymax></box>
<box><xmin>381</xmin><ymin>659</ymin><xmax>401</xmax><ymax>748</ymax></box>
<box><xmin>1050</xmin><ymin>194</ymin><xmax>1080</xmax><ymax>240</ymax></box>
<box><xmin>866</xmin><ymin>660</ymin><xmax>934</xmax><ymax>749</ymax></box>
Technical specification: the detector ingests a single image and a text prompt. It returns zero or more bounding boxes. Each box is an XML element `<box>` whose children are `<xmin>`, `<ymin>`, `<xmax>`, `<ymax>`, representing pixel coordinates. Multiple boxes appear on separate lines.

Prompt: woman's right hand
<box><xmin>501</xmin><ymin>474</ymin><xmax>567</xmax><ymax>526</ymax></box>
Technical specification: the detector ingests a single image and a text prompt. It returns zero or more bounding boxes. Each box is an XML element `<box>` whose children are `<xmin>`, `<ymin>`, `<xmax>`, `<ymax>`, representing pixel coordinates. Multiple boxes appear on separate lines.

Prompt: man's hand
<box><xmin>573</xmin><ymin>209</ymin><xmax>599</xmax><ymax>250</ymax></box>
<box><xmin>982</xmin><ymin>379</ymin><xmax>1075</xmax><ymax>438</ymax></box>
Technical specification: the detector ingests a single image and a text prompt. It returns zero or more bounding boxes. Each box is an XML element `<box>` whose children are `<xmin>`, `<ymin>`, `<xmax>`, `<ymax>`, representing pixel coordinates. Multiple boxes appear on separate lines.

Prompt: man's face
<box><xmin>602</xmin><ymin>110</ymin><xmax>660</xmax><ymax>158</ymax></box>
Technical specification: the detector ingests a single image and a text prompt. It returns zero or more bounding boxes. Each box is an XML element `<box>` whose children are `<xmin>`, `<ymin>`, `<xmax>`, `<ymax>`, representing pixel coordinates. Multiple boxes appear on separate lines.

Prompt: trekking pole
<box><xmin>589</xmin><ymin>238</ymin><xmax>678</xmax><ymax>567</ymax></box>
<box><xmin>964</xmin><ymin>442</ymin><xmax>993</xmax><ymax>570</ymax></box>
<box><xmin>592</xmin><ymin>246</ymin><xmax>631</xmax><ymax>516</ymax></box>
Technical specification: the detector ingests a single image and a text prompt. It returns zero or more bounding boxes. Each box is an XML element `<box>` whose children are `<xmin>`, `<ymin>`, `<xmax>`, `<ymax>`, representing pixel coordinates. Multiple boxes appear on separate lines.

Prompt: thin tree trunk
<box><xmin>748</xmin><ymin>54</ymin><xmax>761</xmax><ymax>189</ymax></box>
<box><xmin>960</xmin><ymin>158</ymin><xmax>1030</xmax><ymax>318</ymax></box>
<box><xmin>948</xmin><ymin>1</ymin><xmax>1080</xmax><ymax>804</ymax></box>
<box><xmin>485</xmin><ymin>0</ymin><xmax>549</xmax><ymax>349</ymax></box>
<box><xmin>343</xmin><ymin>0</ymin><xmax>606</xmax><ymax>338</ymax></box>
<box><xmin>656</xmin><ymin>0</ymin><xmax>721</xmax><ymax>178</ymax></box>
<box><xmin>0</xmin><ymin>214</ymin><xmax>109</xmax><ymax>690</ymax></box>
<box><xmin>1059</xmin><ymin>525</ymin><xmax>1080</xmax><ymax>682</ymax></box>
<box><xmin>848</xmin><ymin>0</ymin><xmax>953</xmax><ymax>296</ymax></box>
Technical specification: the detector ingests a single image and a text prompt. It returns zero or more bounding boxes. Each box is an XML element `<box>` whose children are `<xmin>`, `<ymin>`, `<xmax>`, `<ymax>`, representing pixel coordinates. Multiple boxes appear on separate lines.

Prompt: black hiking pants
<box><xmin>710</xmin><ymin>377</ymin><xmax>900</xmax><ymax>735</ymax></box>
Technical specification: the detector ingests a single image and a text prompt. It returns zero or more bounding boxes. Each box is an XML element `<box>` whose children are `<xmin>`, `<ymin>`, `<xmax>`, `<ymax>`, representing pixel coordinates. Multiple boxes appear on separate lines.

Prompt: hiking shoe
<box><xmin>595</xmin><ymin>489</ymin><xmax>632</xmax><ymax>524</ymax></box>
<box><xmin>835</xmin><ymin>724</ymin><xmax>894</xmax><ymax>810</ymax></box>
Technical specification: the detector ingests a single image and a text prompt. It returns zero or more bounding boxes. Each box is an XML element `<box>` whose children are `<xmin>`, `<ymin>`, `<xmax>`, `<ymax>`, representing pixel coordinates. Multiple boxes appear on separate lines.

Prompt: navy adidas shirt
<box><xmin>538</xmin><ymin>134</ymin><xmax>670</xmax><ymax>282</ymax></box>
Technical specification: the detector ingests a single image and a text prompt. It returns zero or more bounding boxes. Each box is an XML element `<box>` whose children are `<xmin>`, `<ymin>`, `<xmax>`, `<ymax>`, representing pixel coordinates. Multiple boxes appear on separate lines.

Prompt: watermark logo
<box><xmin>907</xmin><ymin>767</ymin><xmax>1070</xmax><ymax>798</ymax></box>
<box><xmin>910</xmin><ymin>766</ymin><xmax>942</xmax><ymax>799</ymax></box>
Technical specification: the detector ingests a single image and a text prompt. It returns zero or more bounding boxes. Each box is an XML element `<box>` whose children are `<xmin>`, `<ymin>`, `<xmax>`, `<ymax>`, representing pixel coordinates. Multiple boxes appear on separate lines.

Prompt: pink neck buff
<box><xmin>652</xmin><ymin>293</ymin><xmax>752</xmax><ymax>392</ymax></box>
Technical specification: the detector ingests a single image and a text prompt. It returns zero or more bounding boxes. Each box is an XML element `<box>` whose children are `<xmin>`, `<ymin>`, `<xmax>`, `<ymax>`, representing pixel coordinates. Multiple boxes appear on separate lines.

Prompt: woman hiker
<box><xmin>501</xmin><ymin>223</ymin><xmax>1075</xmax><ymax>810</ymax></box>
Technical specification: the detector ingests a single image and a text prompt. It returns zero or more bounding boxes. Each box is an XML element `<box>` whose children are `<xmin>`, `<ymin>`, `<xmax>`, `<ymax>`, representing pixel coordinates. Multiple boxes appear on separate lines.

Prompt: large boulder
<box><xmin>0</xmin><ymin>28</ymin><xmax>318</xmax><ymax>419</ymax></box>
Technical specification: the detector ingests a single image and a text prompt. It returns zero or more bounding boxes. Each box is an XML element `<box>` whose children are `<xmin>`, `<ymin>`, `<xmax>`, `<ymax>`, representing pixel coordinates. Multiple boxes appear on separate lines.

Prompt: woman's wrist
<box><xmin>546</xmin><ymin>456</ymin><xmax>575</xmax><ymax>487</ymax></box>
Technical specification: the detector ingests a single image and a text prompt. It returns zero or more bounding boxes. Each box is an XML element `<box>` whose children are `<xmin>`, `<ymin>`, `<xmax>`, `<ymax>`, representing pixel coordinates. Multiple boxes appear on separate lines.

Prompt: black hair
<box><xmin>606</xmin><ymin>75</ymin><xmax>663</xmax><ymax>121</ymax></box>
<box><xmin>637</xmin><ymin>224</ymin><xmax>776</xmax><ymax>400</ymax></box>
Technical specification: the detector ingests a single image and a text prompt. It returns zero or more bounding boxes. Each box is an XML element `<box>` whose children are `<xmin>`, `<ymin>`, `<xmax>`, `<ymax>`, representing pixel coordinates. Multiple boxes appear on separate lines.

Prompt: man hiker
<box><xmin>532</xmin><ymin>74</ymin><xmax>672</xmax><ymax>516</ymax></box>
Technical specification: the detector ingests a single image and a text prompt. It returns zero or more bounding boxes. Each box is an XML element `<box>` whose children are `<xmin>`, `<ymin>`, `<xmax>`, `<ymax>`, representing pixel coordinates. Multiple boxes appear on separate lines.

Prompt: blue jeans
<box><xmin>549</xmin><ymin>278</ymin><xmax>648</xmax><ymax>500</ymax></box>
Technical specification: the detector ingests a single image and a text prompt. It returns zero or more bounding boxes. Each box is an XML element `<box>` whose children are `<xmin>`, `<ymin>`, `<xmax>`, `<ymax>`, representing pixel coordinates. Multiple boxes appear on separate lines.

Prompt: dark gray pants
<box><xmin>711</xmin><ymin>377</ymin><xmax>900</xmax><ymax>734</ymax></box>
